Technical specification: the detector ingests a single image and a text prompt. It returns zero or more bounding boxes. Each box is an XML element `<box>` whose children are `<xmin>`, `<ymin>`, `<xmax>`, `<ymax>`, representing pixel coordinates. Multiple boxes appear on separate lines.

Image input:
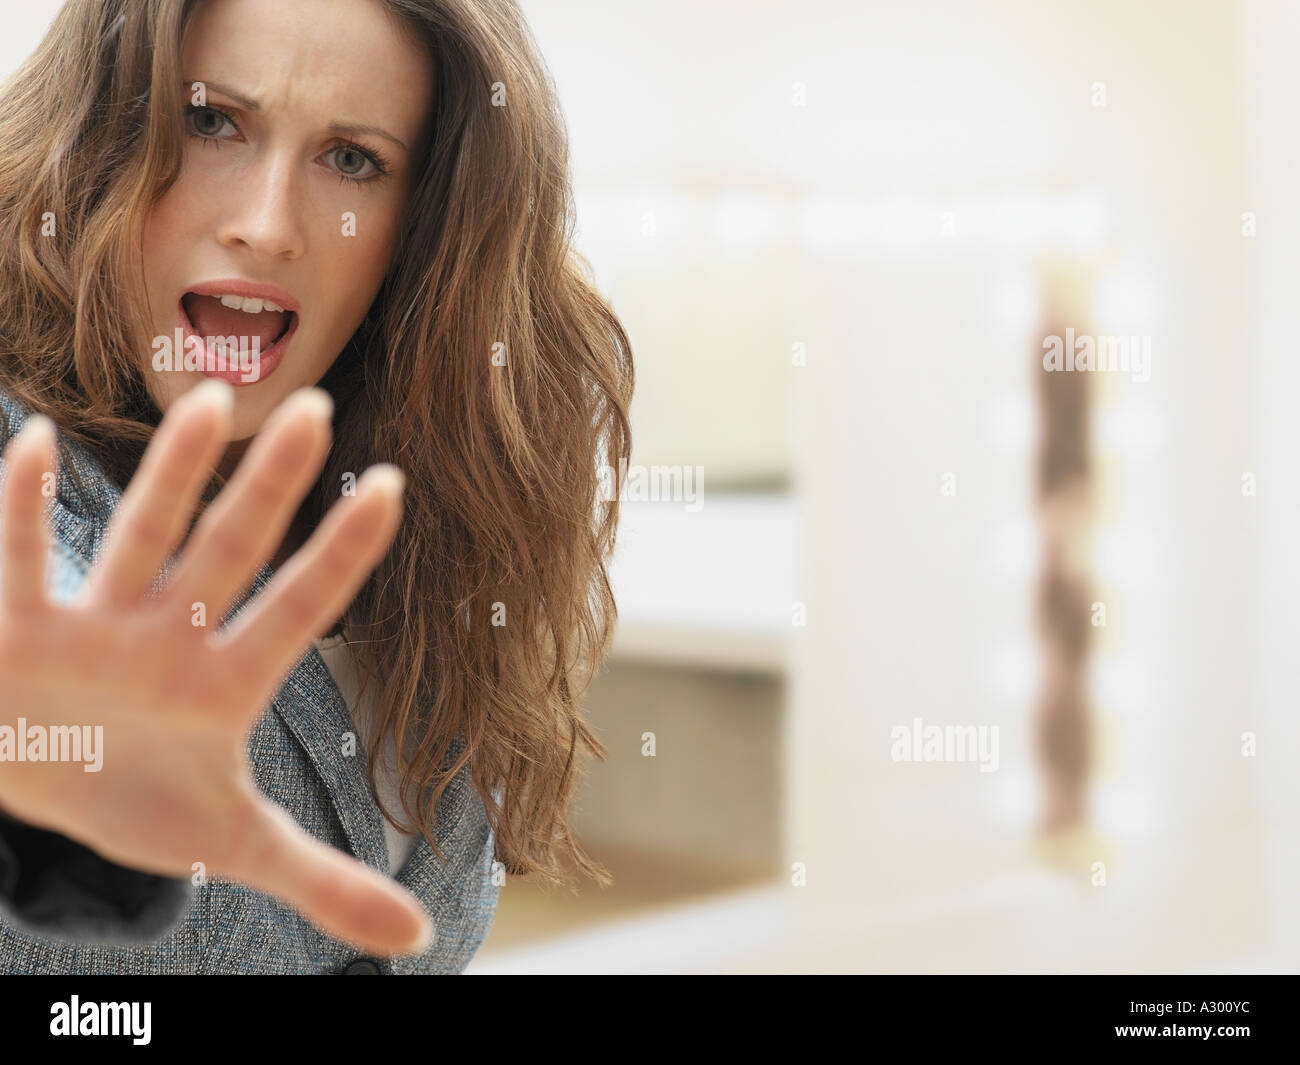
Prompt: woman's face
<box><xmin>140</xmin><ymin>0</ymin><xmax>433</xmax><ymax>441</ymax></box>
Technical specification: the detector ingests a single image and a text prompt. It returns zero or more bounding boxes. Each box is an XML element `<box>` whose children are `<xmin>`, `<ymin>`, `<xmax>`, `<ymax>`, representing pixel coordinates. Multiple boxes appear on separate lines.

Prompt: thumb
<box><xmin>221</xmin><ymin>800</ymin><xmax>435</xmax><ymax>958</ymax></box>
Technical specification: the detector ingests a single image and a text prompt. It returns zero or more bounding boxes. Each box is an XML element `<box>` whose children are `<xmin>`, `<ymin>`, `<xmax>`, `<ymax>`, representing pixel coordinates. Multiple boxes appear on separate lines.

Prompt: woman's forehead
<box><xmin>181</xmin><ymin>0</ymin><xmax>433</xmax><ymax>144</ymax></box>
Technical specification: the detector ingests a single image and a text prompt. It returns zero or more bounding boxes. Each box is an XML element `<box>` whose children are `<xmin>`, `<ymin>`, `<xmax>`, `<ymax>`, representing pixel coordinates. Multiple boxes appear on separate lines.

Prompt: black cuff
<box><xmin>0</xmin><ymin>809</ymin><xmax>191</xmax><ymax>944</ymax></box>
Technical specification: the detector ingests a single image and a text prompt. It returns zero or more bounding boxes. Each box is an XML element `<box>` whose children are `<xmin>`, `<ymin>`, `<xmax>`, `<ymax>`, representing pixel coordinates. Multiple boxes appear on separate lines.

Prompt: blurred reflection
<box><xmin>1033</xmin><ymin>284</ymin><xmax>1095</xmax><ymax>851</ymax></box>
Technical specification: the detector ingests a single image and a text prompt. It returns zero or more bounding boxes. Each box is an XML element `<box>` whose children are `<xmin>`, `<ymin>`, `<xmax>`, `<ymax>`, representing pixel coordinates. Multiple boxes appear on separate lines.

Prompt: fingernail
<box><xmin>291</xmin><ymin>387</ymin><xmax>334</xmax><ymax>422</ymax></box>
<box><xmin>20</xmin><ymin>413</ymin><xmax>55</xmax><ymax>445</ymax></box>
<box><xmin>360</xmin><ymin>464</ymin><xmax>406</xmax><ymax>499</ymax></box>
<box><xmin>188</xmin><ymin>378</ymin><xmax>235</xmax><ymax>416</ymax></box>
<box><xmin>410</xmin><ymin>918</ymin><xmax>435</xmax><ymax>954</ymax></box>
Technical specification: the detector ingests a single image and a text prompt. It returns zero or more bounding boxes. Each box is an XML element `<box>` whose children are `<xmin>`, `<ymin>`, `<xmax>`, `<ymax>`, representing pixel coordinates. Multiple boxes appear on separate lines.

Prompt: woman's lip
<box><xmin>174</xmin><ymin>299</ymin><xmax>299</xmax><ymax>386</ymax></box>
<box><xmin>183</xmin><ymin>278</ymin><xmax>301</xmax><ymax>314</ymax></box>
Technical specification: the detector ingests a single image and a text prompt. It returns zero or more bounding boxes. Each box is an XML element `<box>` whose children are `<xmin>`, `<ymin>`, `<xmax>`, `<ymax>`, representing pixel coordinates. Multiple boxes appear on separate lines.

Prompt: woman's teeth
<box><xmin>216</xmin><ymin>294</ymin><xmax>285</xmax><ymax>313</ymax></box>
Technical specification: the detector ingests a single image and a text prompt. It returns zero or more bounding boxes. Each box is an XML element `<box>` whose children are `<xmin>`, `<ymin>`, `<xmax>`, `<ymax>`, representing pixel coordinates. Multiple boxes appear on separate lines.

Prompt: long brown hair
<box><xmin>0</xmin><ymin>0</ymin><xmax>633</xmax><ymax>886</ymax></box>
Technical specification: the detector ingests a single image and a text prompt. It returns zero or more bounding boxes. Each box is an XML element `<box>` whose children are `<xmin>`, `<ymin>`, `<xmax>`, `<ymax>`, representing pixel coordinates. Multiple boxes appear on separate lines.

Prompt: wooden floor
<box><xmin>476</xmin><ymin>841</ymin><xmax>777</xmax><ymax>954</ymax></box>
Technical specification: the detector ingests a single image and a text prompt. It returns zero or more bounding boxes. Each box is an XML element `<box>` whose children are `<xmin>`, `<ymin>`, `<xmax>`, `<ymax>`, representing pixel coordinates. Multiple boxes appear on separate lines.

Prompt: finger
<box><xmin>0</xmin><ymin>414</ymin><xmax>57</xmax><ymax>614</ymax></box>
<box><xmin>159</xmin><ymin>388</ymin><xmax>333</xmax><ymax>623</ymax></box>
<box><xmin>212</xmin><ymin>465</ymin><xmax>404</xmax><ymax>702</ymax></box>
<box><xmin>227</xmin><ymin>799</ymin><xmax>434</xmax><ymax>957</ymax></box>
<box><xmin>82</xmin><ymin>380</ymin><xmax>234</xmax><ymax>608</ymax></box>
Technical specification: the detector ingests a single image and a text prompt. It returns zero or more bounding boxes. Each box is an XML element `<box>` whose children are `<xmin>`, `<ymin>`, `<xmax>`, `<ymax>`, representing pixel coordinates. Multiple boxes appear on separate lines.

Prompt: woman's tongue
<box><xmin>183</xmin><ymin>293</ymin><xmax>287</xmax><ymax>349</ymax></box>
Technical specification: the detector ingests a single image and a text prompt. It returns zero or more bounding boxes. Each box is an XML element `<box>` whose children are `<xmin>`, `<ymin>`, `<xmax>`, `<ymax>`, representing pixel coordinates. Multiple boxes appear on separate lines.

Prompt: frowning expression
<box><xmin>139</xmin><ymin>0</ymin><xmax>433</xmax><ymax>440</ymax></box>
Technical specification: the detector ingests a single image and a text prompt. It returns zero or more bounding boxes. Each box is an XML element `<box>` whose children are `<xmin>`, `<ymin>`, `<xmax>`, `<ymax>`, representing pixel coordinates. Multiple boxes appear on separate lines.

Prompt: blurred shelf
<box><xmin>609</xmin><ymin>620</ymin><xmax>787</xmax><ymax>675</ymax></box>
<box><xmin>606</xmin><ymin>494</ymin><xmax>800</xmax><ymax>675</ymax></box>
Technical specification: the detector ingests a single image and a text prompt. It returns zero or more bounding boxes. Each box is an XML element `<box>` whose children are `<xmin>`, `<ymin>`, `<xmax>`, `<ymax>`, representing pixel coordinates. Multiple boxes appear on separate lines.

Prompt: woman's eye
<box><xmin>182</xmin><ymin>106</ymin><xmax>385</xmax><ymax>184</ymax></box>
<box><xmin>325</xmin><ymin>145</ymin><xmax>380</xmax><ymax>180</ymax></box>
<box><xmin>185</xmin><ymin>105</ymin><xmax>235</xmax><ymax>139</ymax></box>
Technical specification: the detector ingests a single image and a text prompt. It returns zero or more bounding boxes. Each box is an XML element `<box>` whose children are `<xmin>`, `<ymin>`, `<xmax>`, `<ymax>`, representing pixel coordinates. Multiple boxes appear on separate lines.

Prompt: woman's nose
<box><xmin>214</xmin><ymin>151</ymin><xmax>306</xmax><ymax>261</ymax></box>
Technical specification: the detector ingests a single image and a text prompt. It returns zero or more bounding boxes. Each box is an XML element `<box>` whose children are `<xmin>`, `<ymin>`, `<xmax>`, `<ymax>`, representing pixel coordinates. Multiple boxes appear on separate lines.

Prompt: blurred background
<box><xmin>463</xmin><ymin>0</ymin><xmax>1299</xmax><ymax>974</ymax></box>
<box><xmin>7</xmin><ymin>0</ymin><xmax>1299</xmax><ymax>973</ymax></box>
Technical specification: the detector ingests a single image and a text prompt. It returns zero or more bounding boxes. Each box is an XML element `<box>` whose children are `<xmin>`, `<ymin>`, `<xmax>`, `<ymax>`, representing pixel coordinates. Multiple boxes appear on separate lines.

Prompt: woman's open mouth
<box><xmin>176</xmin><ymin>286</ymin><xmax>300</xmax><ymax>386</ymax></box>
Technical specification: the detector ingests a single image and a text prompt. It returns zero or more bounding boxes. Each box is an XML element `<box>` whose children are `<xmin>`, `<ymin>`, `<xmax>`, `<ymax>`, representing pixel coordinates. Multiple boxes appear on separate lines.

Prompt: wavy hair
<box><xmin>0</xmin><ymin>0</ymin><xmax>633</xmax><ymax>886</ymax></box>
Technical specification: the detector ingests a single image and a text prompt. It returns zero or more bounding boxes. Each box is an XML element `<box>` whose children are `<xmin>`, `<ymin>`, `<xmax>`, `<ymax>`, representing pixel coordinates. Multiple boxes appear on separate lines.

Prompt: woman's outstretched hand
<box><xmin>0</xmin><ymin>381</ymin><xmax>432</xmax><ymax>958</ymax></box>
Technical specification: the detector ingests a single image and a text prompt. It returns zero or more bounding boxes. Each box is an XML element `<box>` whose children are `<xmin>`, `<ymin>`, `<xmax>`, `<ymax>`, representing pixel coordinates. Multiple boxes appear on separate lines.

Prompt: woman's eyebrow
<box><xmin>326</xmin><ymin>121</ymin><xmax>409</xmax><ymax>152</ymax></box>
<box><xmin>181</xmin><ymin>79</ymin><xmax>410</xmax><ymax>151</ymax></box>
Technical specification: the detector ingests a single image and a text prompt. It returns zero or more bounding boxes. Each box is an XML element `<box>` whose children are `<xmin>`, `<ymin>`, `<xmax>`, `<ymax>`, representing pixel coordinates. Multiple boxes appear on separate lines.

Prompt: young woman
<box><xmin>0</xmin><ymin>0</ymin><xmax>632</xmax><ymax>974</ymax></box>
